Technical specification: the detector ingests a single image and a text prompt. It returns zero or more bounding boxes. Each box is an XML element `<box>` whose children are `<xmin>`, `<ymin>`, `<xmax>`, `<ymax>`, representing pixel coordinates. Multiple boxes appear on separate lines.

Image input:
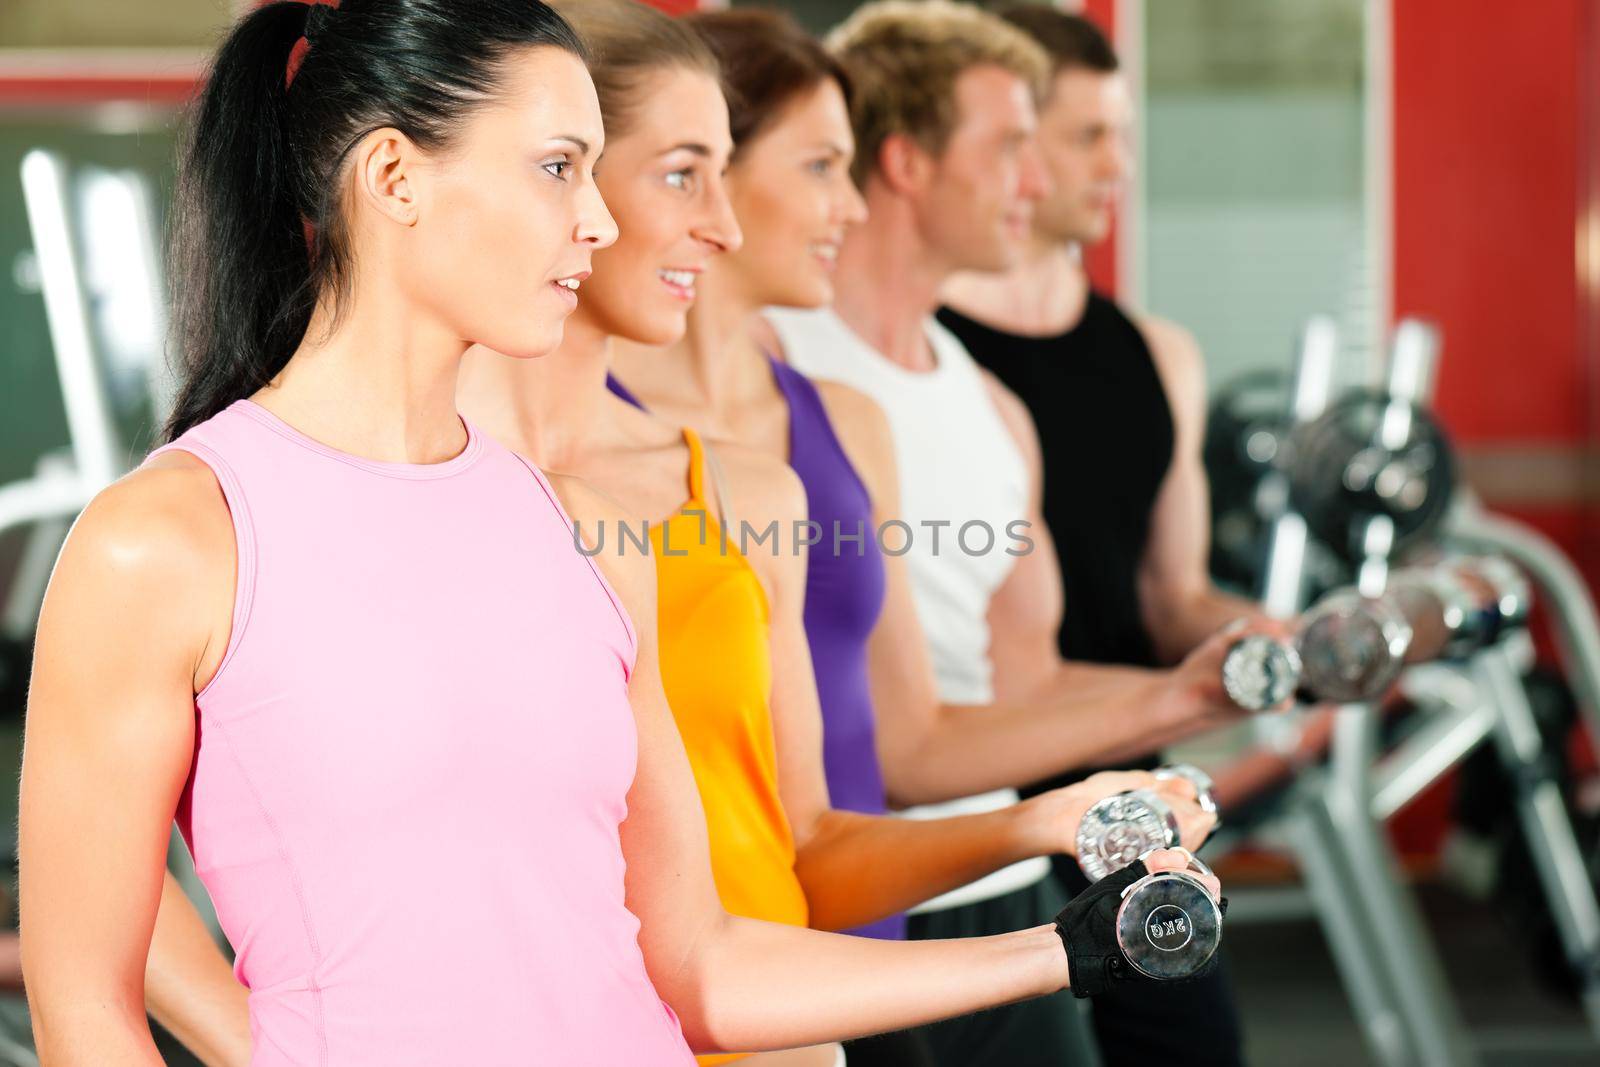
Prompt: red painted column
<box><xmin>1079</xmin><ymin>0</ymin><xmax>1119</xmax><ymax>297</ymax></box>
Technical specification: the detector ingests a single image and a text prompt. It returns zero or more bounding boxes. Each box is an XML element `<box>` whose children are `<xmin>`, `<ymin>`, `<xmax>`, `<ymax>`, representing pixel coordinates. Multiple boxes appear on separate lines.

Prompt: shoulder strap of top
<box><xmin>767</xmin><ymin>353</ymin><xmax>818</xmax><ymax>423</ymax></box>
<box><xmin>607</xmin><ymin>373</ymin><xmax>648</xmax><ymax>412</ymax></box>
<box><xmin>682</xmin><ymin>425</ymin><xmax>708</xmax><ymax>504</ymax></box>
<box><xmin>683</xmin><ymin>426</ymin><xmax>737</xmax><ymax>540</ymax></box>
<box><xmin>704</xmin><ymin>443</ymin><xmax>737</xmax><ymax>544</ymax></box>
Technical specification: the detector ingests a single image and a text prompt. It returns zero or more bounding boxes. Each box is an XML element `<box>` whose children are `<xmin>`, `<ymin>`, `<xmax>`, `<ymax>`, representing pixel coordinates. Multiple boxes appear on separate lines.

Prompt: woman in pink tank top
<box><xmin>21</xmin><ymin>2</ymin><xmax>1211</xmax><ymax>1064</ymax></box>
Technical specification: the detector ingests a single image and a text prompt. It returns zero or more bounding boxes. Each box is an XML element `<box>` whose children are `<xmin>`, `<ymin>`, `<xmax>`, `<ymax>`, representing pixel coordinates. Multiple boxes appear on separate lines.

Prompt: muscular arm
<box><xmin>1135</xmin><ymin>317</ymin><xmax>1266</xmax><ymax>663</ymax></box>
<box><xmin>20</xmin><ymin>456</ymin><xmax>235</xmax><ymax>1064</ymax></box>
<box><xmin>817</xmin><ymin>381</ymin><xmax>1228</xmax><ymax>806</ymax></box>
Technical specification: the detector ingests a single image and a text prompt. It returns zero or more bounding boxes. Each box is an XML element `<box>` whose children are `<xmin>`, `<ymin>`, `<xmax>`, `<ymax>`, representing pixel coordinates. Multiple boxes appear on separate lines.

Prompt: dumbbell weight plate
<box><xmin>1221</xmin><ymin>634</ymin><xmax>1302</xmax><ymax>711</ymax></box>
<box><xmin>1116</xmin><ymin>864</ymin><xmax>1224</xmax><ymax>981</ymax></box>
<box><xmin>1298</xmin><ymin>592</ymin><xmax>1412</xmax><ymax>703</ymax></box>
<box><xmin>1076</xmin><ymin>791</ymin><xmax>1180</xmax><ymax>883</ymax></box>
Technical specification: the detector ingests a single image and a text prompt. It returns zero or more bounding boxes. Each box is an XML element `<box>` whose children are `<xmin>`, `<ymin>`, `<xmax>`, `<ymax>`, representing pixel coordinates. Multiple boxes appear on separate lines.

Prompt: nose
<box><xmin>692</xmin><ymin>173</ymin><xmax>744</xmax><ymax>255</ymax></box>
<box><xmin>1102</xmin><ymin>130</ymin><xmax>1134</xmax><ymax>186</ymax></box>
<box><xmin>1019</xmin><ymin>140</ymin><xmax>1052</xmax><ymax>202</ymax></box>
<box><xmin>576</xmin><ymin>178</ymin><xmax>618</xmax><ymax>250</ymax></box>
<box><xmin>836</xmin><ymin>175</ymin><xmax>868</xmax><ymax>227</ymax></box>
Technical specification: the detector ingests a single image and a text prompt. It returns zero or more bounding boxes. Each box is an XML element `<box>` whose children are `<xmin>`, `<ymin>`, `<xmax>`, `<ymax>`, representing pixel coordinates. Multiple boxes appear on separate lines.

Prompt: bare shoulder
<box><xmin>976</xmin><ymin>367</ymin><xmax>1039</xmax><ymax>460</ymax></box>
<box><xmin>544</xmin><ymin>469</ymin><xmax>657</xmax><ymax>619</ymax></box>
<box><xmin>709</xmin><ymin>440</ymin><xmax>807</xmax><ymax>527</ymax></box>
<box><xmin>1135</xmin><ymin>314</ymin><xmax>1206</xmax><ymax>402</ymax></box>
<box><xmin>61</xmin><ymin>453</ymin><xmax>233</xmax><ymax>595</ymax></box>
<box><xmin>39</xmin><ymin>452</ymin><xmax>234</xmax><ymax>681</ymax></box>
<box><xmin>812</xmin><ymin>378</ymin><xmax>897</xmax><ymax>505</ymax></box>
<box><xmin>812</xmin><ymin>378</ymin><xmax>892</xmax><ymax>451</ymax></box>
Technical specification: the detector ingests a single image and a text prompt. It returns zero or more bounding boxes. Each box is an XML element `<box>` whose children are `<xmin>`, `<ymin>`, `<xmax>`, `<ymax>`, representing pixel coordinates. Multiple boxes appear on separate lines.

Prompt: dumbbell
<box><xmin>1113</xmin><ymin>853</ymin><xmax>1226</xmax><ymax>981</ymax></box>
<box><xmin>1222</xmin><ymin>591</ymin><xmax>1413</xmax><ymax>710</ymax></box>
<box><xmin>1075</xmin><ymin>764</ymin><xmax>1218</xmax><ymax>881</ymax></box>
<box><xmin>1073</xmin><ymin>766</ymin><xmax>1224</xmax><ymax>980</ymax></box>
<box><xmin>1221</xmin><ymin>554</ymin><xmax>1531</xmax><ymax>710</ymax></box>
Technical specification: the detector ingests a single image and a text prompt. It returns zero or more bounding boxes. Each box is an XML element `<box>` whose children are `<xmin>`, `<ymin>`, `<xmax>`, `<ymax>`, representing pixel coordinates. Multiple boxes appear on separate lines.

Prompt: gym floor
<box><xmin>1227</xmin><ymin>884</ymin><xmax>1598</xmax><ymax>1066</ymax></box>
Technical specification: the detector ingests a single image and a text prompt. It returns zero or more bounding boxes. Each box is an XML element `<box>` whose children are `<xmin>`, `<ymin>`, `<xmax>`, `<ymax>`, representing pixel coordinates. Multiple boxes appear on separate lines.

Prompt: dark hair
<box><xmin>686</xmin><ymin>9</ymin><xmax>850</xmax><ymax>157</ymax></box>
<box><xmin>994</xmin><ymin>5</ymin><xmax>1118</xmax><ymax>77</ymax></box>
<box><xmin>551</xmin><ymin>0</ymin><xmax>719</xmax><ymax>142</ymax></box>
<box><xmin>163</xmin><ymin>0</ymin><xmax>587</xmax><ymax>442</ymax></box>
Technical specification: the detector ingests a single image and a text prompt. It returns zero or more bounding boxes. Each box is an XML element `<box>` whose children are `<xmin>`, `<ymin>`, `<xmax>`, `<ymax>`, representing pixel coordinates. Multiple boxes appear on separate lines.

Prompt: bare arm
<box><xmin>565</xmin><ymin>476</ymin><xmax>1088</xmax><ymax>1053</ymax></box>
<box><xmin>145</xmin><ymin>873</ymin><xmax>251</xmax><ymax>1067</ymax></box>
<box><xmin>1135</xmin><ymin>317</ymin><xmax>1267</xmax><ymax>663</ymax></box>
<box><xmin>816</xmin><ymin>381</ymin><xmax>1236</xmax><ymax>806</ymax></box>
<box><xmin>20</xmin><ymin>456</ymin><xmax>234</xmax><ymax>1064</ymax></box>
<box><xmin>714</xmin><ymin>447</ymin><xmax>1210</xmax><ymax>932</ymax></box>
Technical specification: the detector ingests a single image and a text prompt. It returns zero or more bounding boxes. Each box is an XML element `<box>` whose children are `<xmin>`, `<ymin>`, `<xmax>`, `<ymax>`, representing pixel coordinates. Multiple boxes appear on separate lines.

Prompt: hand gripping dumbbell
<box><xmin>1220</xmin><ymin>554</ymin><xmax>1530</xmax><ymax>710</ymax></box>
<box><xmin>1070</xmin><ymin>765</ymin><xmax>1223</xmax><ymax>981</ymax></box>
<box><xmin>1222</xmin><ymin>591</ymin><xmax>1413</xmax><ymax>710</ymax></box>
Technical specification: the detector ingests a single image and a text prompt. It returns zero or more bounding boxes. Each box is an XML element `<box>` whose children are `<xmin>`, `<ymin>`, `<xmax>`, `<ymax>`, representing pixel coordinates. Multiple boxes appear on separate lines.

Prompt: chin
<box><xmin>475</xmin><ymin>325</ymin><xmax>565</xmax><ymax>361</ymax></box>
<box><xmin>621</xmin><ymin>311</ymin><xmax>689</xmax><ymax>347</ymax></box>
<box><xmin>969</xmin><ymin>244</ymin><xmax>1019</xmax><ymax>274</ymax></box>
<box><xmin>773</xmin><ymin>279</ymin><xmax>832</xmax><ymax>310</ymax></box>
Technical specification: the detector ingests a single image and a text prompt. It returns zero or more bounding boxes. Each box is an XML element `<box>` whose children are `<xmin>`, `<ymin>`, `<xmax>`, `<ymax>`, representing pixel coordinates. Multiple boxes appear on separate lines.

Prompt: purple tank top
<box><xmin>609</xmin><ymin>364</ymin><xmax>901</xmax><ymax>940</ymax></box>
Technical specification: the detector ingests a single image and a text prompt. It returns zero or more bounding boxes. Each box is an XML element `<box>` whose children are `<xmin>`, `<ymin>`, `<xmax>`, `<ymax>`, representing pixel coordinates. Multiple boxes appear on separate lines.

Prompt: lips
<box><xmin>550</xmin><ymin>269</ymin><xmax>589</xmax><ymax>310</ymax></box>
<box><xmin>658</xmin><ymin>267</ymin><xmax>699</xmax><ymax>301</ymax></box>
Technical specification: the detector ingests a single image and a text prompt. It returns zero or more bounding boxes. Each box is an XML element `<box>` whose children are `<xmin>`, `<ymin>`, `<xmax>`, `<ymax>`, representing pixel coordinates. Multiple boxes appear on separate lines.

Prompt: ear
<box><xmin>875</xmin><ymin>131</ymin><xmax>933</xmax><ymax>198</ymax></box>
<box><xmin>352</xmin><ymin>127</ymin><xmax>424</xmax><ymax>227</ymax></box>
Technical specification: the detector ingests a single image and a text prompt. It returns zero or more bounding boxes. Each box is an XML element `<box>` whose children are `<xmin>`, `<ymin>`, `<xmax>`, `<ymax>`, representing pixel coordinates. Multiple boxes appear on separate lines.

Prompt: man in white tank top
<box><xmin>767</xmin><ymin>5</ymin><xmax>1265</xmax><ymax>1063</ymax></box>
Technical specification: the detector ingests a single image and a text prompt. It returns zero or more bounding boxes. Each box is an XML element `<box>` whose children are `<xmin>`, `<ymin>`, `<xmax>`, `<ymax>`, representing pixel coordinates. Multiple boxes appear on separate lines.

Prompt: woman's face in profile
<box><xmin>400</xmin><ymin>46</ymin><xmax>617</xmax><ymax>360</ymax></box>
<box><xmin>574</xmin><ymin>66</ymin><xmax>741</xmax><ymax>347</ymax></box>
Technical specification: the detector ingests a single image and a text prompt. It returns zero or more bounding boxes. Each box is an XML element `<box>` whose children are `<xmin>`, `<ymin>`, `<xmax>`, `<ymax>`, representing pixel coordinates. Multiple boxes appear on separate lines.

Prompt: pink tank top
<box><xmin>147</xmin><ymin>399</ymin><xmax>694</xmax><ymax>1066</ymax></box>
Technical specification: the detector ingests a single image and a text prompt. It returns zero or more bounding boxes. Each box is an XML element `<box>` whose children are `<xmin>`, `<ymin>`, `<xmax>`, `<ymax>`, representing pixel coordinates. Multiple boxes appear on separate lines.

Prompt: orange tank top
<box><xmin>652</xmin><ymin>428</ymin><xmax>810</xmax><ymax>1065</ymax></box>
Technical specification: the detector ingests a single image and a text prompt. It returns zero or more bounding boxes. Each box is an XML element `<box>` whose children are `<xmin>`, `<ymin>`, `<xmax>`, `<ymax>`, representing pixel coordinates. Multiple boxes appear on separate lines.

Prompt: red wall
<box><xmin>1393</xmin><ymin>0</ymin><xmax>1590</xmax><ymax>442</ymax></box>
<box><xmin>1081</xmin><ymin>0</ymin><xmax>1120</xmax><ymax>296</ymax></box>
<box><xmin>1392</xmin><ymin>0</ymin><xmax>1599</xmax><ymax>618</ymax></box>
<box><xmin>1389</xmin><ymin>0</ymin><xmax>1600</xmax><ymax>854</ymax></box>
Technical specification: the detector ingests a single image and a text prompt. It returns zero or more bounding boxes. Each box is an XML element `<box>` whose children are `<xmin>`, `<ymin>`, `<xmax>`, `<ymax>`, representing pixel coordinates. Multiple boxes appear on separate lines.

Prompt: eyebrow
<box><xmin>660</xmin><ymin>142</ymin><xmax>714</xmax><ymax>158</ymax></box>
<box><xmin>553</xmin><ymin>135</ymin><xmax>593</xmax><ymax>155</ymax></box>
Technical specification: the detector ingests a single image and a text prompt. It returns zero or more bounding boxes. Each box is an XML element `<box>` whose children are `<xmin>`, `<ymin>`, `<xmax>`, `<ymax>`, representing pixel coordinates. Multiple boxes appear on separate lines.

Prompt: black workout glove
<box><xmin>1053</xmin><ymin>860</ymin><xmax>1228</xmax><ymax>998</ymax></box>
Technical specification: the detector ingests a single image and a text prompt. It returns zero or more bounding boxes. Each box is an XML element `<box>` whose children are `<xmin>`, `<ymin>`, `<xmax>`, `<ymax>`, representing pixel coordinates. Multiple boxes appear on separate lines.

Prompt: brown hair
<box><xmin>549</xmin><ymin>0</ymin><xmax>720</xmax><ymax>140</ymax></box>
<box><xmin>995</xmin><ymin>5</ymin><xmax>1119</xmax><ymax>78</ymax></box>
<box><xmin>826</xmin><ymin>0</ymin><xmax>1048</xmax><ymax>186</ymax></box>
<box><xmin>688</xmin><ymin>8</ymin><xmax>851</xmax><ymax>158</ymax></box>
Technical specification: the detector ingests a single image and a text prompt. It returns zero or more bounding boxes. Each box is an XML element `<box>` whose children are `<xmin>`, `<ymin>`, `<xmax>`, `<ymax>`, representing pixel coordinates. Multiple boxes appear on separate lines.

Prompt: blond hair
<box><xmin>550</xmin><ymin>0</ymin><xmax>720</xmax><ymax>140</ymax></box>
<box><xmin>826</xmin><ymin>0</ymin><xmax>1048</xmax><ymax>186</ymax></box>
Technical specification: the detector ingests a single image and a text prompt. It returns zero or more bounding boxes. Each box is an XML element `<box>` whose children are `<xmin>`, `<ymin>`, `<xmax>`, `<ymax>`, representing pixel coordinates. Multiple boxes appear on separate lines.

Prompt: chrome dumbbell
<box><xmin>1222</xmin><ymin>589</ymin><xmax>1414</xmax><ymax>710</ymax></box>
<box><xmin>1114</xmin><ymin>853</ymin><xmax>1225</xmax><ymax>981</ymax></box>
<box><xmin>1222</xmin><ymin>554</ymin><xmax>1531</xmax><ymax>711</ymax></box>
<box><xmin>1075</xmin><ymin>764</ymin><xmax>1217</xmax><ymax>883</ymax></box>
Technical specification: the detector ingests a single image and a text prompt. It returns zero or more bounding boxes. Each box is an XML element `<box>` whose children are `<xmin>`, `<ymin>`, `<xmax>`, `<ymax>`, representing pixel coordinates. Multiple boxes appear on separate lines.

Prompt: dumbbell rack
<box><xmin>1243</xmin><ymin>319</ymin><xmax>1600</xmax><ymax>1065</ymax></box>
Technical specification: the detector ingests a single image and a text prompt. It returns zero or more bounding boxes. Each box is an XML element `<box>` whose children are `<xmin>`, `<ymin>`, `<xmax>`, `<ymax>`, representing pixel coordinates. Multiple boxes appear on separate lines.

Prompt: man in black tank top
<box><xmin>939</xmin><ymin>9</ymin><xmax>1267</xmax><ymax>1066</ymax></box>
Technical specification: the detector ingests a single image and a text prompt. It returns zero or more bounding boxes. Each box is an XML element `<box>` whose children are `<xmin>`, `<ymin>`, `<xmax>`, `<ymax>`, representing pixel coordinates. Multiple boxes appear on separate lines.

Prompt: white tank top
<box><xmin>767</xmin><ymin>307</ymin><xmax>1049</xmax><ymax>910</ymax></box>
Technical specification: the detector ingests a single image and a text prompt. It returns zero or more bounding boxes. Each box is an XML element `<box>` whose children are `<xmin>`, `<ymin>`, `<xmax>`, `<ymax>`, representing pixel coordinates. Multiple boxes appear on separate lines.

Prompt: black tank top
<box><xmin>936</xmin><ymin>291</ymin><xmax>1174</xmax><ymax>669</ymax></box>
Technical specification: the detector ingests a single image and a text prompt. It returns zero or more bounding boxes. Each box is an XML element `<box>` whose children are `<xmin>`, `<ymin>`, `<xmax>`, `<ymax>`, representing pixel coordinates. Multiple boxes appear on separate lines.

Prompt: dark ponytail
<box><xmin>164</xmin><ymin>0</ymin><xmax>586</xmax><ymax>442</ymax></box>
